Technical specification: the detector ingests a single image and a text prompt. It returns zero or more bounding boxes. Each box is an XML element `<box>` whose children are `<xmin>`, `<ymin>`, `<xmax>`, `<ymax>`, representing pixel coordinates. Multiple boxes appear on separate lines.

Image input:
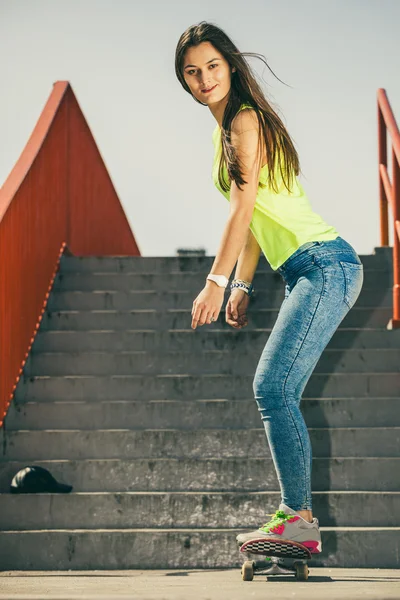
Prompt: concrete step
<box><xmin>40</xmin><ymin>306</ymin><xmax>394</xmax><ymax>330</ymax></box>
<box><xmin>46</xmin><ymin>287</ymin><xmax>394</xmax><ymax>311</ymax></box>
<box><xmin>5</xmin><ymin>398</ymin><xmax>400</xmax><ymax>430</ymax></box>
<box><xmin>53</xmin><ymin>269</ymin><xmax>393</xmax><ymax>292</ymax></box>
<box><xmin>14</xmin><ymin>373</ymin><xmax>400</xmax><ymax>402</ymax></box>
<box><xmin>0</xmin><ymin>491</ymin><xmax>398</xmax><ymax>529</ymax></box>
<box><xmin>1</xmin><ymin>428</ymin><xmax>399</xmax><ymax>460</ymax></box>
<box><xmin>0</xmin><ymin>527</ymin><xmax>399</xmax><ymax>569</ymax></box>
<box><xmin>30</xmin><ymin>328</ymin><xmax>400</xmax><ymax>354</ymax></box>
<box><xmin>25</xmin><ymin>349</ymin><xmax>400</xmax><ymax>376</ymax></box>
<box><xmin>58</xmin><ymin>248</ymin><xmax>393</xmax><ymax>273</ymax></box>
<box><xmin>1</xmin><ymin>457</ymin><xmax>399</xmax><ymax>492</ymax></box>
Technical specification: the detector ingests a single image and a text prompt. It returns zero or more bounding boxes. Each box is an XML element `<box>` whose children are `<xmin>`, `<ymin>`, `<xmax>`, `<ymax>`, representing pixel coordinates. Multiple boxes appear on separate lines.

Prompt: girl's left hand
<box><xmin>191</xmin><ymin>283</ymin><xmax>225</xmax><ymax>330</ymax></box>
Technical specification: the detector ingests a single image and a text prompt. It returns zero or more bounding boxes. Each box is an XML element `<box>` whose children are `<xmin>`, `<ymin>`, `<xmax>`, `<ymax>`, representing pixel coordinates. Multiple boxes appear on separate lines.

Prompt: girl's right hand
<box><xmin>225</xmin><ymin>288</ymin><xmax>251</xmax><ymax>328</ymax></box>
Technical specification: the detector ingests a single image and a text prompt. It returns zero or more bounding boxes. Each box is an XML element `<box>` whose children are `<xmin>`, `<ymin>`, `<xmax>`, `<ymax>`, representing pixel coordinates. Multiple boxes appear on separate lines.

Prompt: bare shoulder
<box><xmin>231</xmin><ymin>107</ymin><xmax>260</xmax><ymax>136</ymax></box>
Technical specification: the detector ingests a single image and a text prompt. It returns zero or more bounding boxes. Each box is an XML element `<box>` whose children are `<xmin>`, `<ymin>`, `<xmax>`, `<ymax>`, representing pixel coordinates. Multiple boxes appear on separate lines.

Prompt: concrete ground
<box><xmin>0</xmin><ymin>569</ymin><xmax>400</xmax><ymax>600</ymax></box>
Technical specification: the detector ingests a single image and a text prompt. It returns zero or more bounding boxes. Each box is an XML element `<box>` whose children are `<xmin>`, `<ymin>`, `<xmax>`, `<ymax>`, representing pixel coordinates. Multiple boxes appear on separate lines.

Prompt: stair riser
<box><xmin>47</xmin><ymin>288</ymin><xmax>394</xmax><ymax>310</ymax></box>
<box><xmin>54</xmin><ymin>270</ymin><xmax>393</xmax><ymax>291</ymax></box>
<box><xmin>5</xmin><ymin>398</ymin><xmax>400</xmax><ymax>429</ymax></box>
<box><xmin>1</xmin><ymin>492</ymin><xmax>398</xmax><ymax>529</ymax></box>
<box><xmin>2</xmin><ymin>428</ymin><xmax>399</xmax><ymax>460</ymax></box>
<box><xmin>25</xmin><ymin>349</ymin><xmax>400</xmax><ymax>376</ymax></box>
<box><xmin>1</xmin><ymin>458</ymin><xmax>399</xmax><ymax>492</ymax></box>
<box><xmin>14</xmin><ymin>373</ymin><xmax>400</xmax><ymax>402</ymax></box>
<box><xmin>59</xmin><ymin>251</ymin><xmax>393</xmax><ymax>273</ymax></box>
<box><xmin>31</xmin><ymin>329</ymin><xmax>400</xmax><ymax>353</ymax></box>
<box><xmin>0</xmin><ymin>529</ymin><xmax>399</xmax><ymax>568</ymax></box>
<box><xmin>40</xmin><ymin>308</ymin><xmax>394</xmax><ymax>330</ymax></box>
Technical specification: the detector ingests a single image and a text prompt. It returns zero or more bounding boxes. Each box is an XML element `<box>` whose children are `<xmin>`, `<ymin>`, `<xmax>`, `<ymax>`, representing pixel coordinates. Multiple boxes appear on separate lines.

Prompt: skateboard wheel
<box><xmin>241</xmin><ymin>561</ymin><xmax>254</xmax><ymax>581</ymax></box>
<box><xmin>294</xmin><ymin>562</ymin><xmax>309</xmax><ymax>581</ymax></box>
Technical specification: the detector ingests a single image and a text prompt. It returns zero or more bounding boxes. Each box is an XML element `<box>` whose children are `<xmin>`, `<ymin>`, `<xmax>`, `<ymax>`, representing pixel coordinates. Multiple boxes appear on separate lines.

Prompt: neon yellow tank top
<box><xmin>212</xmin><ymin>103</ymin><xmax>340</xmax><ymax>270</ymax></box>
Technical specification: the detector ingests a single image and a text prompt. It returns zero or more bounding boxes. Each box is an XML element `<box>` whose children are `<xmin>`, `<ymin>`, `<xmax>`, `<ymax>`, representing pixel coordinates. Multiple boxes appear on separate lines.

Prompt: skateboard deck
<box><xmin>239</xmin><ymin>537</ymin><xmax>311</xmax><ymax>581</ymax></box>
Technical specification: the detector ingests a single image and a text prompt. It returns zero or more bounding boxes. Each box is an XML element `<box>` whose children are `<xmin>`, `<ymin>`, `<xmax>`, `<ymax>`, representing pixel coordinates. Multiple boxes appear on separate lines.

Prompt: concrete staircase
<box><xmin>0</xmin><ymin>246</ymin><xmax>399</xmax><ymax>570</ymax></box>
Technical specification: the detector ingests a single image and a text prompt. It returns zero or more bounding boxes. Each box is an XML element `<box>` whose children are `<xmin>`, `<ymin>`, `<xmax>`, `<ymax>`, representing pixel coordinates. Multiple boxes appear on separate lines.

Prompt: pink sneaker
<box><xmin>236</xmin><ymin>503</ymin><xmax>322</xmax><ymax>554</ymax></box>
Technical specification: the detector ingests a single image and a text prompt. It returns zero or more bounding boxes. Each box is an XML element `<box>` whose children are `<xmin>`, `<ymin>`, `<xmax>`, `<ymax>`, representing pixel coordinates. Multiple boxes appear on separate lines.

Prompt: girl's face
<box><xmin>183</xmin><ymin>41</ymin><xmax>235</xmax><ymax>105</ymax></box>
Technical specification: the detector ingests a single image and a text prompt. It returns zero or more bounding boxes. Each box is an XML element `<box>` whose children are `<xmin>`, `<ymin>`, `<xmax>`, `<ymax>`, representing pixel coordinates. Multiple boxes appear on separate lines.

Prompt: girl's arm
<box><xmin>207</xmin><ymin>109</ymin><xmax>264</xmax><ymax>286</ymax></box>
<box><xmin>234</xmin><ymin>227</ymin><xmax>261</xmax><ymax>284</ymax></box>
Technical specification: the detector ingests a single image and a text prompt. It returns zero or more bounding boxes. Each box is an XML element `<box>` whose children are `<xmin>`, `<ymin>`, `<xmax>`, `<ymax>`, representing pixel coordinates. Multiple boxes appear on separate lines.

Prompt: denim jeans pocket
<box><xmin>339</xmin><ymin>261</ymin><xmax>364</xmax><ymax>309</ymax></box>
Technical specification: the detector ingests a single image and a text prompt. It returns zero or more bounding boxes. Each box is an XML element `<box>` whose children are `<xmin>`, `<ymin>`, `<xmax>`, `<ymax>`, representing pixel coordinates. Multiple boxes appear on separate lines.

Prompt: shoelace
<box><xmin>260</xmin><ymin>509</ymin><xmax>293</xmax><ymax>532</ymax></box>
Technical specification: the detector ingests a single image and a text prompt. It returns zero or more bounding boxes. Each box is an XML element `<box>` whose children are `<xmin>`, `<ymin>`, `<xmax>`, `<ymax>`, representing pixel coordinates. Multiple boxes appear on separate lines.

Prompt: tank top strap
<box><xmin>238</xmin><ymin>102</ymin><xmax>254</xmax><ymax>112</ymax></box>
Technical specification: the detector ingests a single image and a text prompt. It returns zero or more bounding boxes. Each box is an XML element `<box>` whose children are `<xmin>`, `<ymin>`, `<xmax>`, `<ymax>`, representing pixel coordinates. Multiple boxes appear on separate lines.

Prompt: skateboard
<box><xmin>239</xmin><ymin>537</ymin><xmax>311</xmax><ymax>581</ymax></box>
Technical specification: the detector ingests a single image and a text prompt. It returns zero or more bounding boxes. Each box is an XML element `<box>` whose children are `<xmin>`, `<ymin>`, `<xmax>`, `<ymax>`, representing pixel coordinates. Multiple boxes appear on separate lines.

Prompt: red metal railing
<box><xmin>377</xmin><ymin>89</ymin><xmax>400</xmax><ymax>329</ymax></box>
<box><xmin>0</xmin><ymin>81</ymin><xmax>141</xmax><ymax>427</ymax></box>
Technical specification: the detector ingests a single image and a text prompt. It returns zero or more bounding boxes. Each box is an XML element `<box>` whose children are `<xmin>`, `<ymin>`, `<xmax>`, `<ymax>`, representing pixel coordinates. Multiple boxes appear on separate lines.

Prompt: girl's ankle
<box><xmin>296</xmin><ymin>510</ymin><xmax>313</xmax><ymax>523</ymax></box>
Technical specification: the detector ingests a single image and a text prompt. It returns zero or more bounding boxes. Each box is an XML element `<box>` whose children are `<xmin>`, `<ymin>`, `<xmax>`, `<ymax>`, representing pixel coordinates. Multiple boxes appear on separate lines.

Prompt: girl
<box><xmin>175</xmin><ymin>21</ymin><xmax>364</xmax><ymax>556</ymax></box>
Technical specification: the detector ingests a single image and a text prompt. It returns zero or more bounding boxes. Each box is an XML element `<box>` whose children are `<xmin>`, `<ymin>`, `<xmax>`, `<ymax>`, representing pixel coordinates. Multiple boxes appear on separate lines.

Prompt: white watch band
<box><xmin>206</xmin><ymin>274</ymin><xmax>229</xmax><ymax>288</ymax></box>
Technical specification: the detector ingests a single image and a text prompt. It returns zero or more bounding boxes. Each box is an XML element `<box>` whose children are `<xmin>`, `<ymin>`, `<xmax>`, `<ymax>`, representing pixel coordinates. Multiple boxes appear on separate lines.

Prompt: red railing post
<box><xmin>392</xmin><ymin>146</ymin><xmax>400</xmax><ymax>326</ymax></box>
<box><xmin>377</xmin><ymin>88</ymin><xmax>400</xmax><ymax>329</ymax></box>
<box><xmin>378</xmin><ymin>101</ymin><xmax>389</xmax><ymax>246</ymax></box>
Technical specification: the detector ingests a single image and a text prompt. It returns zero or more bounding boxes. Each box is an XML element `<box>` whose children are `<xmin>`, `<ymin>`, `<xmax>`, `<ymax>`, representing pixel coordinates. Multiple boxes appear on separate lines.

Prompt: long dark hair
<box><xmin>175</xmin><ymin>21</ymin><xmax>302</xmax><ymax>195</ymax></box>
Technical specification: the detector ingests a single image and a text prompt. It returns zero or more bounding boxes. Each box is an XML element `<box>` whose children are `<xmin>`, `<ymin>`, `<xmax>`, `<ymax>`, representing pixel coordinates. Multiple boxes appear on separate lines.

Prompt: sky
<box><xmin>0</xmin><ymin>0</ymin><xmax>399</xmax><ymax>259</ymax></box>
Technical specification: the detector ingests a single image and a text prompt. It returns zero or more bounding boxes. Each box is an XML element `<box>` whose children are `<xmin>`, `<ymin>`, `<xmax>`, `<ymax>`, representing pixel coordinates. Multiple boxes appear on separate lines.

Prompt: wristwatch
<box><xmin>206</xmin><ymin>274</ymin><xmax>229</xmax><ymax>288</ymax></box>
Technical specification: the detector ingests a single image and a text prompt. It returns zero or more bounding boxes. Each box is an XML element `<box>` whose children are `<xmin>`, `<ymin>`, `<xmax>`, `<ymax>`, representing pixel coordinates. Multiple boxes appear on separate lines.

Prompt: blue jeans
<box><xmin>252</xmin><ymin>236</ymin><xmax>364</xmax><ymax>511</ymax></box>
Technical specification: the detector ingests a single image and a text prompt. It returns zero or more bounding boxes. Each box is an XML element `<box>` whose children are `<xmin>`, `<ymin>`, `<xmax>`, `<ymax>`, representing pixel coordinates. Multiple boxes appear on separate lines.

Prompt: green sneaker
<box><xmin>236</xmin><ymin>502</ymin><xmax>322</xmax><ymax>554</ymax></box>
